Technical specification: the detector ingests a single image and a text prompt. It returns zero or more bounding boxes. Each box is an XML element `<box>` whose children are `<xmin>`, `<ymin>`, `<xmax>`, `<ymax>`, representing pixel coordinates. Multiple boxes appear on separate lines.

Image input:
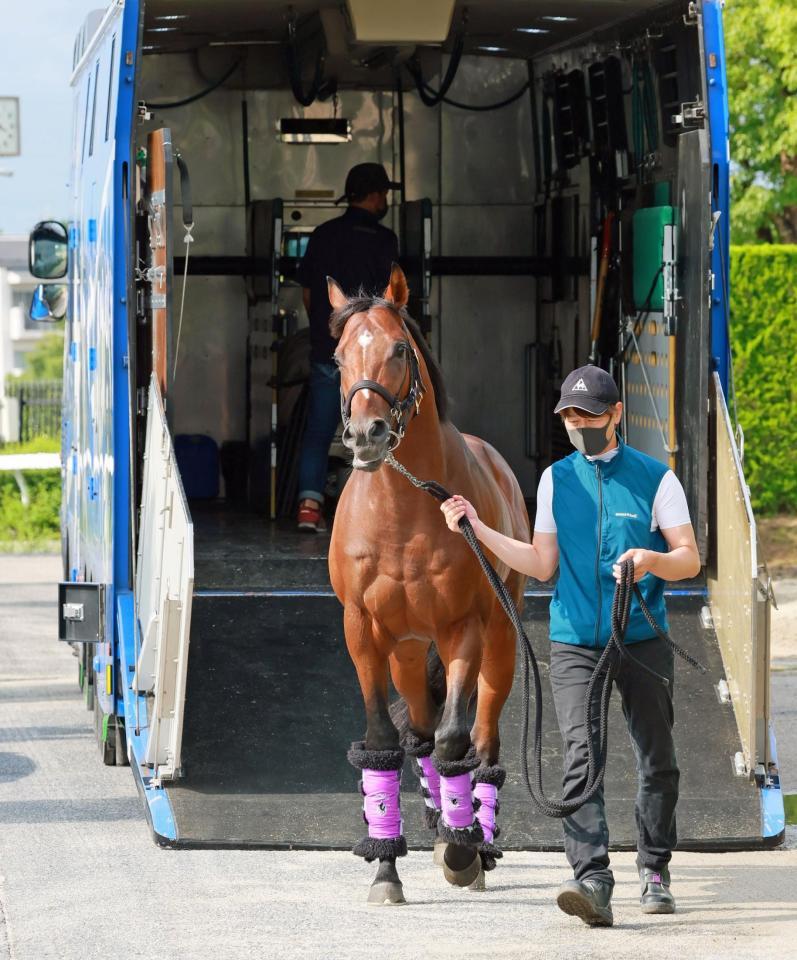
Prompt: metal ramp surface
<box><xmin>159</xmin><ymin>512</ymin><xmax>768</xmax><ymax>850</ymax></box>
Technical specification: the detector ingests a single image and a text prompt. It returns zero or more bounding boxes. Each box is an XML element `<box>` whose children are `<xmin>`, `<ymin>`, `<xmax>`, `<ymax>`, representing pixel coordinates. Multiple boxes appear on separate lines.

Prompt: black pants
<box><xmin>549</xmin><ymin>637</ymin><xmax>679</xmax><ymax>887</ymax></box>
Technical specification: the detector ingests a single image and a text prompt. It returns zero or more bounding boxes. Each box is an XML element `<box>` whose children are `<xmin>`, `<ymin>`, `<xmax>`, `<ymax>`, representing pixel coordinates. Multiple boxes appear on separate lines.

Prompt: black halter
<box><xmin>340</xmin><ymin>335</ymin><xmax>425</xmax><ymax>451</ymax></box>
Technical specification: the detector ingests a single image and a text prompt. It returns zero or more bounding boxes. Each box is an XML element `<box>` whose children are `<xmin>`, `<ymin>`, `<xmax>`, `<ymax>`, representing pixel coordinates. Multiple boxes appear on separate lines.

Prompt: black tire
<box><xmin>114</xmin><ymin>717</ymin><xmax>129</xmax><ymax>767</ymax></box>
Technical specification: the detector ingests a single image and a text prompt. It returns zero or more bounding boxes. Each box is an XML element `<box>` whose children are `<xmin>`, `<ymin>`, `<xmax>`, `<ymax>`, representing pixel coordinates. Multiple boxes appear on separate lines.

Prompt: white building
<box><xmin>0</xmin><ymin>234</ymin><xmax>60</xmax><ymax>442</ymax></box>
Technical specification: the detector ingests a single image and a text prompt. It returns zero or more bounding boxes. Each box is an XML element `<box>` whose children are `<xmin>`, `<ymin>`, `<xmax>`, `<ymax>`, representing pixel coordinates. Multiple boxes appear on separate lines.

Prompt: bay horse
<box><xmin>327</xmin><ymin>264</ymin><xmax>530</xmax><ymax>905</ymax></box>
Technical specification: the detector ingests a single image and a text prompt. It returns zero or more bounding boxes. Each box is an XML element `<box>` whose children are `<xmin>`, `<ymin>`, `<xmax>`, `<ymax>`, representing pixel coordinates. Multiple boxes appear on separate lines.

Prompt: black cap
<box><xmin>554</xmin><ymin>365</ymin><xmax>620</xmax><ymax>415</ymax></box>
<box><xmin>337</xmin><ymin>163</ymin><xmax>401</xmax><ymax>204</ymax></box>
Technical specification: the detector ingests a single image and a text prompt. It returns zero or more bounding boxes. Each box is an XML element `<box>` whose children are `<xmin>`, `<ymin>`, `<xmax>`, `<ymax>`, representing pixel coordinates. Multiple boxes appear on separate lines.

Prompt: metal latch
<box><xmin>672</xmin><ymin>100</ymin><xmax>705</xmax><ymax>127</ymax></box>
<box><xmin>63</xmin><ymin>602</ymin><xmax>84</xmax><ymax>622</ymax></box>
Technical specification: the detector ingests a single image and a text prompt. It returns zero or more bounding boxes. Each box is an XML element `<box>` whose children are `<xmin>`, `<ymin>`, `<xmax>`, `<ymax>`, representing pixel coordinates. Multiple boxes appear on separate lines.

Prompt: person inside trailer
<box><xmin>441</xmin><ymin>364</ymin><xmax>701</xmax><ymax>927</ymax></box>
<box><xmin>295</xmin><ymin>162</ymin><xmax>401</xmax><ymax>532</ymax></box>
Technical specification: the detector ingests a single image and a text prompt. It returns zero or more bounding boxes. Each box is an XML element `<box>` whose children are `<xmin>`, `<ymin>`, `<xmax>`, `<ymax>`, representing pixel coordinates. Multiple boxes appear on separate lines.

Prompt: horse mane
<box><xmin>329</xmin><ymin>292</ymin><xmax>449</xmax><ymax>422</ymax></box>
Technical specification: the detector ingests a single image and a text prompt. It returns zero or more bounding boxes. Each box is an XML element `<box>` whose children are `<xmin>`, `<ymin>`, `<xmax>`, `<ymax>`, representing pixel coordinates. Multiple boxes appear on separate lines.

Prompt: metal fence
<box><xmin>3</xmin><ymin>380</ymin><xmax>62</xmax><ymax>443</ymax></box>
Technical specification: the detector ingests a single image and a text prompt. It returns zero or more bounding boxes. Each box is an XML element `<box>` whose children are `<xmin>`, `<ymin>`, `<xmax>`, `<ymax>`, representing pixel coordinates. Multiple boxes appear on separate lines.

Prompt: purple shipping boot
<box><xmin>472</xmin><ymin>764</ymin><xmax>506</xmax><ymax>872</ymax></box>
<box><xmin>432</xmin><ymin>747</ymin><xmax>484</xmax><ymax>887</ymax></box>
<box><xmin>347</xmin><ymin>741</ymin><xmax>407</xmax><ymax>905</ymax></box>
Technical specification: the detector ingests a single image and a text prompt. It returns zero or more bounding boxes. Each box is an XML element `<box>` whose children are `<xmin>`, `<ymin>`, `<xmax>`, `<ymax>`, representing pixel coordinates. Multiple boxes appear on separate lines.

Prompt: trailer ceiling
<box><xmin>141</xmin><ymin>0</ymin><xmax>678</xmax><ymax>59</ymax></box>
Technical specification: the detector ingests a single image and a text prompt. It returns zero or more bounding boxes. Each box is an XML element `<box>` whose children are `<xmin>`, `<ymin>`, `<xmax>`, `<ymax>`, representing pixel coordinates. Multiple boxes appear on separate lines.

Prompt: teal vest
<box><xmin>550</xmin><ymin>439</ymin><xmax>669</xmax><ymax>647</ymax></box>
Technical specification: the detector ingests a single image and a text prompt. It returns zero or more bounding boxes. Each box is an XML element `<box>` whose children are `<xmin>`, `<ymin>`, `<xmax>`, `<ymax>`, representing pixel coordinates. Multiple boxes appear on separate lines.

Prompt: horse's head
<box><xmin>329</xmin><ymin>264</ymin><xmax>424</xmax><ymax>471</ymax></box>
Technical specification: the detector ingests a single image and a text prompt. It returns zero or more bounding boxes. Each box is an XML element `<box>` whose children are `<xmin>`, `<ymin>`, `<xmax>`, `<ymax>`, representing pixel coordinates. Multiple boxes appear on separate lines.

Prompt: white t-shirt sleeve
<box><xmin>533</xmin><ymin>466</ymin><xmax>557</xmax><ymax>533</ymax></box>
<box><xmin>651</xmin><ymin>470</ymin><xmax>692</xmax><ymax>531</ymax></box>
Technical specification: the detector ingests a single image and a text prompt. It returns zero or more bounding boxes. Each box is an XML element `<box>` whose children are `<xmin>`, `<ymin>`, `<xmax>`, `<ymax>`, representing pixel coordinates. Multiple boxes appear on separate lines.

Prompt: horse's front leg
<box><xmin>434</xmin><ymin>618</ymin><xmax>485</xmax><ymax>887</ymax></box>
<box><xmin>343</xmin><ymin>603</ymin><xmax>406</xmax><ymax>906</ymax></box>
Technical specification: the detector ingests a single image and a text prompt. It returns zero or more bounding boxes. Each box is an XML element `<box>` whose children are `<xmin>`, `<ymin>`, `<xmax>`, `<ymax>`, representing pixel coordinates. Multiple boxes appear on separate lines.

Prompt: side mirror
<box><xmin>29</xmin><ymin>220</ymin><xmax>68</xmax><ymax>279</ymax></box>
<box><xmin>30</xmin><ymin>283</ymin><xmax>67</xmax><ymax>322</ymax></box>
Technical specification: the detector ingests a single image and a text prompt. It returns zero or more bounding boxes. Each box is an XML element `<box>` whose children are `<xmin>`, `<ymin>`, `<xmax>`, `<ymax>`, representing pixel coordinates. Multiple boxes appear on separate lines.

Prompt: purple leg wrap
<box><xmin>474</xmin><ymin>781</ymin><xmax>498</xmax><ymax>844</ymax></box>
<box><xmin>440</xmin><ymin>772</ymin><xmax>476</xmax><ymax>830</ymax></box>
<box><xmin>361</xmin><ymin>769</ymin><xmax>403</xmax><ymax>840</ymax></box>
<box><xmin>347</xmin><ymin>741</ymin><xmax>407</xmax><ymax>861</ymax></box>
<box><xmin>417</xmin><ymin>756</ymin><xmax>442</xmax><ymax>814</ymax></box>
<box><xmin>472</xmin><ymin>764</ymin><xmax>506</xmax><ymax>870</ymax></box>
<box><xmin>431</xmin><ymin>747</ymin><xmax>484</xmax><ymax>846</ymax></box>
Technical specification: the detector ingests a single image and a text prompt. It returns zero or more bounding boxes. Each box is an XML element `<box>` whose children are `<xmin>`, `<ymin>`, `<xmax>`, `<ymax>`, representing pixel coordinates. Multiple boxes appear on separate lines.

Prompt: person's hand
<box><xmin>440</xmin><ymin>495</ymin><xmax>478</xmax><ymax>533</ymax></box>
<box><xmin>613</xmin><ymin>548</ymin><xmax>654</xmax><ymax>582</ymax></box>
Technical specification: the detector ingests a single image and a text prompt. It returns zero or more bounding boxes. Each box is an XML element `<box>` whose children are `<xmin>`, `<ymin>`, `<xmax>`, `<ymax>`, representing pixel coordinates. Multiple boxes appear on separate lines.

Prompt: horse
<box><xmin>327</xmin><ymin>264</ymin><xmax>530</xmax><ymax>905</ymax></box>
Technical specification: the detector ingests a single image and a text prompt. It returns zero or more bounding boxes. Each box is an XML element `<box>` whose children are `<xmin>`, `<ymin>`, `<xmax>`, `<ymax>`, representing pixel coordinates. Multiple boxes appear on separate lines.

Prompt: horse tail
<box><xmin>388</xmin><ymin>644</ymin><xmax>446</xmax><ymax>740</ymax></box>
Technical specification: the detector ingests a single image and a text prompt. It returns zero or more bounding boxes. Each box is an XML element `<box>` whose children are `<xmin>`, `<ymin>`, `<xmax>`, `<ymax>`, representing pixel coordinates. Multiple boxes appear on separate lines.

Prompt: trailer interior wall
<box><xmin>136</xmin><ymin>2</ymin><xmax>709</xmax><ymax>525</ymax></box>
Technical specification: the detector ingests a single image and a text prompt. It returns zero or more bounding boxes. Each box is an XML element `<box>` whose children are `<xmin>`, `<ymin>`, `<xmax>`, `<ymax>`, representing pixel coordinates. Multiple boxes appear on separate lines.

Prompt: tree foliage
<box><xmin>10</xmin><ymin>330</ymin><xmax>64</xmax><ymax>382</ymax></box>
<box><xmin>726</xmin><ymin>0</ymin><xmax>797</xmax><ymax>243</ymax></box>
<box><xmin>730</xmin><ymin>245</ymin><xmax>797</xmax><ymax>514</ymax></box>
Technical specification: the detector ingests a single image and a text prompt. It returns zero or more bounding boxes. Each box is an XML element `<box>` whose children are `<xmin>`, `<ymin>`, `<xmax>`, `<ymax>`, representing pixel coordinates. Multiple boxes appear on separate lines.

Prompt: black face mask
<box><xmin>565</xmin><ymin>419</ymin><xmax>615</xmax><ymax>457</ymax></box>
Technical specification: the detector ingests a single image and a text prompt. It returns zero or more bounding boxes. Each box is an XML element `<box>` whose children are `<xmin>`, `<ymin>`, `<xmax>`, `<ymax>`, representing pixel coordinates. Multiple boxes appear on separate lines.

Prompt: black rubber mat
<box><xmin>166</xmin><ymin>591</ymin><xmax>765</xmax><ymax>850</ymax></box>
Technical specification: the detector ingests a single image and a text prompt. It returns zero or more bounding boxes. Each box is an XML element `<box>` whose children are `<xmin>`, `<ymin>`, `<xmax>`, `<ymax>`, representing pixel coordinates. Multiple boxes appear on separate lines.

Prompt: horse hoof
<box><xmin>367</xmin><ymin>881</ymin><xmax>406</xmax><ymax>906</ymax></box>
<box><xmin>433</xmin><ymin>840</ymin><xmax>446</xmax><ymax>866</ymax></box>
<box><xmin>442</xmin><ymin>848</ymin><xmax>481</xmax><ymax>888</ymax></box>
<box><xmin>468</xmin><ymin>868</ymin><xmax>486</xmax><ymax>892</ymax></box>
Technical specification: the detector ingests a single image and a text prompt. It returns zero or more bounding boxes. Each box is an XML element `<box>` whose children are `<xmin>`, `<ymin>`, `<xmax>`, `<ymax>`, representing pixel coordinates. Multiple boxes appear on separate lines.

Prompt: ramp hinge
<box><xmin>715</xmin><ymin>679</ymin><xmax>731</xmax><ymax>704</ymax></box>
<box><xmin>733</xmin><ymin>752</ymin><xmax>748</xmax><ymax>778</ymax></box>
<box><xmin>683</xmin><ymin>2</ymin><xmax>698</xmax><ymax>26</ymax></box>
<box><xmin>699</xmin><ymin>605</ymin><xmax>714</xmax><ymax>630</ymax></box>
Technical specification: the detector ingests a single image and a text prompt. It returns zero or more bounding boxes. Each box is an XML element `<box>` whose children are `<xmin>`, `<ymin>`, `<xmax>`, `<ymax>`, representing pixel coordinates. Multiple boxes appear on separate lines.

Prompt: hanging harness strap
<box><xmin>385</xmin><ymin>452</ymin><xmax>706</xmax><ymax>819</ymax></box>
<box><xmin>172</xmin><ymin>149</ymin><xmax>194</xmax><ymax>381</ymax></box>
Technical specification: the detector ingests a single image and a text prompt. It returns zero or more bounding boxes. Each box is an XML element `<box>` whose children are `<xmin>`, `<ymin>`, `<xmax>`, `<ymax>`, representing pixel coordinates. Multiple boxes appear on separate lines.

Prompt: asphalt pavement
<box><xmin>0</xmin><ymin>555</ymin><xmax>795</xmax><ymax>960</ymax></box>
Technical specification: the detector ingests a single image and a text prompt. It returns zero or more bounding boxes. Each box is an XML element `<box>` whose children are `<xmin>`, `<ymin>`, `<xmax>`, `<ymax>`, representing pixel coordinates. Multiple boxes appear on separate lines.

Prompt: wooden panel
<box><xmin>706</xmin><ymin>373</ymin><xmax>760</xmax><ymax>773</ymax></box>
<box><xmin>146</xmin><ymin>128</ymin><xmax>172</xmax><ymax>399</ymax></box>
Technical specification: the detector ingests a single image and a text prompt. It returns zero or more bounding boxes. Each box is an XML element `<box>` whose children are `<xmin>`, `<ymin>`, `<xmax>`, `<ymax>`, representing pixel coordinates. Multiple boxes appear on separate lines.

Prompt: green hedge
<box><xmin>730</xmin><ymin>245</ymin><xmax>797</xmax><ymax>514</ymax></box>
<box><xmin>0</xmin><ymin>436</ymin><xmax>61</xmax><ymax>549</ymax></box>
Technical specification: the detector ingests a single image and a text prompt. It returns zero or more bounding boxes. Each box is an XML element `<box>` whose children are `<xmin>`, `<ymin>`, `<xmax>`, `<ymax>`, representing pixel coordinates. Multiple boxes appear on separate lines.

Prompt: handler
<box><xmin>441</xmin><ymin>364</ymin><xmax>700</xmax><ymax>927</ymax></box>
<box><xmin>295</xmin><ymin>162</ymin><xmax>400</xmax><ymax>532</ymax></box>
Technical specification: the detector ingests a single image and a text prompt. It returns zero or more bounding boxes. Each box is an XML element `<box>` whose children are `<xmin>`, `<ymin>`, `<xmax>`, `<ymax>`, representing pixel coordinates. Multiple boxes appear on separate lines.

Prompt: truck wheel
<box><xmin>114</xmin><ymin>717</ymin><xmax>129</xmax><ymax>767</ymax></box>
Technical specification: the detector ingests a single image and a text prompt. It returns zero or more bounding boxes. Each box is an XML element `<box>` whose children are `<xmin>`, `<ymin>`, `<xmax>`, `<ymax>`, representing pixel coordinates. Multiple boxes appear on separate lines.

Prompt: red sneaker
<box><xmin>297</xmin><ymin>498</ymin><xmax>326</xmax><ymax>533</ymax></box>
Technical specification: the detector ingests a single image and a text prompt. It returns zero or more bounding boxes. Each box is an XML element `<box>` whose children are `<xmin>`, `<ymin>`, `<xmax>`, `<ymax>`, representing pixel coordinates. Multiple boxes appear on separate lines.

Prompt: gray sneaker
<box><xmin>639</xmin><ymin>865</ymin><xmax>676</xmax><ymax>914</ymax></box>
<box><xmin>556</xmin><ymin>878</ymin><xmax>614</xmax><ymax>927</ymax></box>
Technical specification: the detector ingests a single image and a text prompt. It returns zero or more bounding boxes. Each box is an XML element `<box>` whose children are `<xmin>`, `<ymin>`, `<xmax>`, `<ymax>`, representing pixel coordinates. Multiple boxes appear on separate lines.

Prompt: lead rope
<box><xmin>385</xmin><ymin>452</ymin><xmax>706</xmax><ymax>819</ymax></box>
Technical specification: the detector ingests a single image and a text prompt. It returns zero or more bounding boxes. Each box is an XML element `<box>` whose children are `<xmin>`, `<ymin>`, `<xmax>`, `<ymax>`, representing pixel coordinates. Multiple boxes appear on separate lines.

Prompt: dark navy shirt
<box><xmin>297</xmin><ymin>206</ymin><xmax>399</xmax><ymax>363</ymax></box>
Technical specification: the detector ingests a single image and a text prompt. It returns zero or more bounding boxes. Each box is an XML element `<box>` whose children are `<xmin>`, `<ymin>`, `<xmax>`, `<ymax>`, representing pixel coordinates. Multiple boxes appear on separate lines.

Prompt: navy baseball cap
<box><xmin>554</xmin><ymin>364</ymin><xmax>620</xmax><ymax>415</ymax></box>
<box><xmin>337</xmin><ymin>163</ymin><xmax>401</xmax><ymax>204</ymax></box>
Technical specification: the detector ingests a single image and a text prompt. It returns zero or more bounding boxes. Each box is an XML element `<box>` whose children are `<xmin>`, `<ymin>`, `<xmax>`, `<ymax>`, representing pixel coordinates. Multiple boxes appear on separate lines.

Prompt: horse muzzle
<box><xmin>343</xmin><ymin>418</ymin><xmax>391</xmax><ymax>470</ymax></box>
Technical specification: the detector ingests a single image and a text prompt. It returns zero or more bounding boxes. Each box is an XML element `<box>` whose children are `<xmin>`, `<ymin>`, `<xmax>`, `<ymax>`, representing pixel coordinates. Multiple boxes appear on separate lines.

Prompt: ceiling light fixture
<box><xmin>540</xmin><ymin>16</ymin><xmax>577</xmax><ymax>22</ymax></box>
<box><xmin>155</xmin><ymin>14</ymin><xmax>188</xmax><ymax>20</ymax></box>
<box><xmin>148</xmin><ymin>27</ymin><xmax>178</xmax><ymax>33</ymax></box>
<box><xmin>516</xmin><ymin>27</ymin><xmax>551</xmax><ymax>34</ymax></box>
<box><xmin>477</xmin><ymin>45</ymin><xmax>508</xmax><ymax>52</ymax></box>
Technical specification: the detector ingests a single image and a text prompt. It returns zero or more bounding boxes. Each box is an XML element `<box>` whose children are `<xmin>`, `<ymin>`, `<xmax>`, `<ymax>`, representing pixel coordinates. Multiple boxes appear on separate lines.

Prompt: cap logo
<box><xmin>572</xmin><ymin>378</ymin><xmax>588</xmax><ymax>392</ymax></box>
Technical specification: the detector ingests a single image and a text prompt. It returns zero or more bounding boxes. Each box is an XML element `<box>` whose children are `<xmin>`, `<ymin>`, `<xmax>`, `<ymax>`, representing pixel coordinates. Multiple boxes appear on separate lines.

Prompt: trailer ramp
<box><xmin>159</xmin><ymin>577</ymin><xmax>769</xmax><ymax>850</ymax></box>
<box><xmin>131</xmin><ymin>385</ymin><xmax>782</xmax><ymax>850</ymax></box>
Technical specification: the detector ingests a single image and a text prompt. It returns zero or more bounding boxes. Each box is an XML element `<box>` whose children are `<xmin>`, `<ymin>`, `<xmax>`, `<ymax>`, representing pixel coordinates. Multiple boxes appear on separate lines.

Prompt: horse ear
<box><xmin>382</xmin><ymin>263</ymin><xmax>409</xmax><ymax>308</ymax></box>
<box><xmin>327</xmin><ymin>276</ymin><xmax>348</xmax><ymax>311</ymax></box>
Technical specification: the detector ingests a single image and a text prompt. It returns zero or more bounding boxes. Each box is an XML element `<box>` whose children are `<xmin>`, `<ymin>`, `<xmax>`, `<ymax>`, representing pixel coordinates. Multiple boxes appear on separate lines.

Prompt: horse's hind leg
<box><xmin>344</xmin><ymin>606</ymin><xmax>406</xmax><ymax>905</ymax></box>
<box><xmin>389</xmin><ymin>642</ymin><xmax>445</xmax><ymax>855</ymax></box>
<box><xmin>469</xmin><ymin>617</ymin><xmax>517</xmax><ymax>882</ymax></box>
<box><xmin>433</xmin><ymin>621</ymin><xmax>484</xmax><ymax>887</ymax></box>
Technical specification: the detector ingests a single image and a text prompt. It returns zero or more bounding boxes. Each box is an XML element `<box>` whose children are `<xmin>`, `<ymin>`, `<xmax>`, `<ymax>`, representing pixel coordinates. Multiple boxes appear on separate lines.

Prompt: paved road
<box><xmin>0</xmin><ymin>556</ymin><xmax>795</xmax><ymax>960</ymax></box>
